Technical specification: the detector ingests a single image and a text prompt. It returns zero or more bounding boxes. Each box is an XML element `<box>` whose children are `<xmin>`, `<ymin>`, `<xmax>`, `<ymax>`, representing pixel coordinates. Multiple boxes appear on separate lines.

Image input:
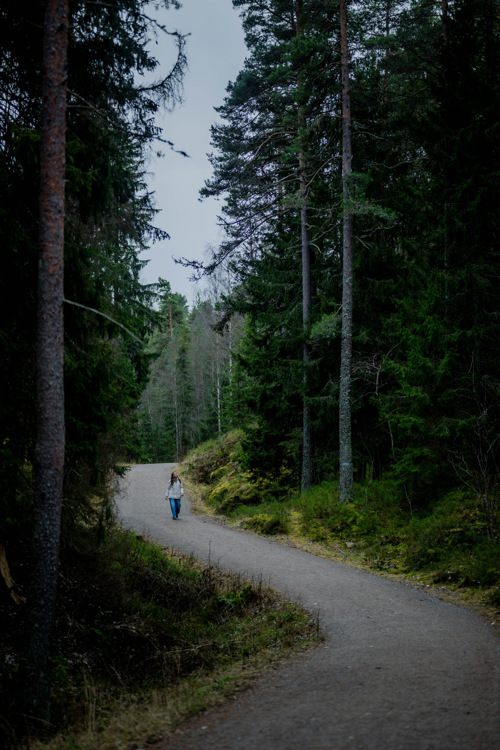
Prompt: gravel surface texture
<box><xmin>115</xmin><ymin>463</ymin><xmax>500</xmax><ymax>750</ymax></box>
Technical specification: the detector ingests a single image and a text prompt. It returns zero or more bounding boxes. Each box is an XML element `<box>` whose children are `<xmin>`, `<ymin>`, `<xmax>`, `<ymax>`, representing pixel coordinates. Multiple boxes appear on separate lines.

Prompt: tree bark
<box><xmin>300</xmin><ymin>158</ymin><xmax>313</xmax><ymax>492</ymax></box>
<box><xmin>25</xmin><ymin>0</ymin><xmax>68</xmax><ymax>725</ymax></box>
<box><xmin>296</xmin><ymin>0</ymin><xmax>313</xmax><ymax>492</ymax></box>
<box><xmin>339</xmin><ymin>0</ymin><xmax>354</xmax><ymax>503</ymax></box>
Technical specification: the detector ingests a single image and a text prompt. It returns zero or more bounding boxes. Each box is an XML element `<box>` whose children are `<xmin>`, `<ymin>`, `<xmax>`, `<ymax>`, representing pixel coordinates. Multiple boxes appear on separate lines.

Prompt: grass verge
<box><xmin>179</xmin><ymin>432</ymin><xmax>500</xmax><ymax>631</ymax></box>
<box><xmin>1</xmin><ymin>526</ymin><xmax>320</xmax><ymax>750</ymax></box>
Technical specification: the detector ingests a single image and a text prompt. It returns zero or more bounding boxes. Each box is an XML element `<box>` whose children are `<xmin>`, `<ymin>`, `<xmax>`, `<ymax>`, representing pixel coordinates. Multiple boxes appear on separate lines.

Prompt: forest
<box><xmin>140</xmin><ymin>0</ymin><xmax>500</xmax><ymax>523</ymax></box>
<box><xmin>0</xmin><ymin>0</ymin><xmax>499</xmax><ymax>744</ymax></box>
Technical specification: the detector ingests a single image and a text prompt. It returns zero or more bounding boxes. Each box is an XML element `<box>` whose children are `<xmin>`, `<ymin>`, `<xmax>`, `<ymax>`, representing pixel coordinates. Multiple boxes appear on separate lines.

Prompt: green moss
<box><xmin>182</xmin><ymin>433</ymin><xmax>500</xmax><ymax>592</ymax></box>
<box><xmin>243</xmin><ymin>513</ymin><xmax>288</xmax><ymax>536</ymax></box>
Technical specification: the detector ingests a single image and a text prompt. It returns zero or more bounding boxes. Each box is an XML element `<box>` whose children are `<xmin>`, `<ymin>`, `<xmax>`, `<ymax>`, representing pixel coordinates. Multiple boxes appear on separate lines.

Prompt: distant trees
<box><xmin>138</xmin><ymin>282</ymin><xmax>191</xmax><ymax>462</ymax></box>
<box><xmin>137</xmin><ymin>271</ymin><xmax>244</xmax><ymax>461</ymax></box>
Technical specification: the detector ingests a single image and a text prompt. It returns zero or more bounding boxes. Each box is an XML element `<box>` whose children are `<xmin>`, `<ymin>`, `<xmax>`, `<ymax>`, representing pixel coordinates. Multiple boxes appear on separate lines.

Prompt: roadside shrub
<box><xmin>185</xmin><ymin>431</ymin><xmax>244</xmax><ymax>486</ymax></box>
<box><xmin>459</xmin><ymin>541</ymin><xmax>500</xmax><ymax>587</ymax></box>
<box><xmin>487</xmin><ymin>587</ymin><xmax>500</xmax><ymax>606</ymax></box>
<box><xmin>243</xmin><ymin>513</ymin><xmax>289</xmax><ymax>536</ymax></box>
<box><xmin>208</xmin><ymin>471</ymin><xmax>262</xmax><ymax>511</ymax></box>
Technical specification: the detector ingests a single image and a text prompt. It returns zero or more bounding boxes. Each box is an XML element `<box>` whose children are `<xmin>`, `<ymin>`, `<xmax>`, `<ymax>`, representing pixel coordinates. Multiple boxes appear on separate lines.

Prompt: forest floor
<box><xmin>116</xmin><ymin>463</ymin><xmax>500</xmax><ymax>750</ymax></box>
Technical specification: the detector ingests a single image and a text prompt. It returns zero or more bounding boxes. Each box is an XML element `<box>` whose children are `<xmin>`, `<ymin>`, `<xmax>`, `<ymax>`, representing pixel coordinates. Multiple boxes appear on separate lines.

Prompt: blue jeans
<box><xmin>169</xmin><ymin>497</ymin><xmax>181</xmax><ymax>519</ymax></box>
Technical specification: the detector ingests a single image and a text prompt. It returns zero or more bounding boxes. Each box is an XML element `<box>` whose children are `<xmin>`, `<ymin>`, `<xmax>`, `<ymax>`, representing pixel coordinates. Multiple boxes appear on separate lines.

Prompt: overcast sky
<box><xmin>140</xmin><ymin>0</ymin><xmax>247</xmax><ymax>304</ymax></box>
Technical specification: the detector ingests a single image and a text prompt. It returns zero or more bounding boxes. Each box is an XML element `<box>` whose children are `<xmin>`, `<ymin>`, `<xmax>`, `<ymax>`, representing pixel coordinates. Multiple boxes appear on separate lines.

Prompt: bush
<box><xmin>184</xmin><ymin>431</ymin><xmax>244</xmax><ymax>487</ymax></box>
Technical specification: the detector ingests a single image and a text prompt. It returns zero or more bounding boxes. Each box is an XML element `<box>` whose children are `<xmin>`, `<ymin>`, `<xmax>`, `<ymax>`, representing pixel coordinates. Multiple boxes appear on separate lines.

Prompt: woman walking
<box><xmin>166</xmin><ymin>470</ymin><xmax>184</xmax><ymax>520</ymax></box>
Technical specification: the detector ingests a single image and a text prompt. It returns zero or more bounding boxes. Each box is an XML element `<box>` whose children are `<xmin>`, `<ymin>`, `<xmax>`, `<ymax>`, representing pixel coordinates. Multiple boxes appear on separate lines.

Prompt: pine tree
<box><xmin>26</xmin><ymin>0</ymin><xmax>68</xmax><ymax>724</ymax></box>
<box><xmin>199</xmin><ymin>0</ymin><xmax>340</xmax><ymax>487</ymax></box>
<box><xmin>338</xmin><ymin>0</ymin><xmax>354</xmax><ymax>502</ymax></box>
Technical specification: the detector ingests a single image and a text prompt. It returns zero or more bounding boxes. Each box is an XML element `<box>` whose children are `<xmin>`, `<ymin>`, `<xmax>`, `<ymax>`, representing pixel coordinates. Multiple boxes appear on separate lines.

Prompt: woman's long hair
<box><xmin>169</xmin><ymin>471</ymin><xmax>180</xmax><ymax>487</ymax></box>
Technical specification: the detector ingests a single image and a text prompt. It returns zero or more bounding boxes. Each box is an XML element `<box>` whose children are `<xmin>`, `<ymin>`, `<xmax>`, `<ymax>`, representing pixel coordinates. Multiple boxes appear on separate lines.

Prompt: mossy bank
<box><xmin>180</xmin><ymin>431</ymin><xmax>500</xmax><ymax>626</ymax></box>
<box><xmin>1</xmin><ymin>526</ymin><xmax>319</xmax><ymax>750</ymax></box>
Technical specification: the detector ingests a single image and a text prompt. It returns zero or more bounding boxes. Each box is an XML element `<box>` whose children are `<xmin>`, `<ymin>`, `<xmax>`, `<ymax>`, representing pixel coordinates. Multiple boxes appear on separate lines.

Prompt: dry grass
<box><xmin>15</xmin><ymin>529</ymin><xmax>320</xmax><ymax>750</ymax></box>
<box><xmin>30</xmin><ymin>640</ymin><xmax>315</xmax><ymax>750</ymax></box>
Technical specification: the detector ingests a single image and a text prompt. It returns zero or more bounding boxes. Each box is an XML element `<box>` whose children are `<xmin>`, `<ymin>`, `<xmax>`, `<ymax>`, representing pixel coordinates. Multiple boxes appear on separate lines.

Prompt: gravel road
<box><xmin>115</xmin><ymin>463</ymin><xmax>500</xmax><ymax>750</ymax></box>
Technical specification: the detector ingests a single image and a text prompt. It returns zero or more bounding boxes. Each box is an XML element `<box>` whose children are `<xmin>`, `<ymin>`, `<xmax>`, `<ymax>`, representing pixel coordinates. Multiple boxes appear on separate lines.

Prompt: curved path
<box><xmin>115</xmin><ymin>463</ymin><xmax>500</xmax><ymax>750</ymax></box>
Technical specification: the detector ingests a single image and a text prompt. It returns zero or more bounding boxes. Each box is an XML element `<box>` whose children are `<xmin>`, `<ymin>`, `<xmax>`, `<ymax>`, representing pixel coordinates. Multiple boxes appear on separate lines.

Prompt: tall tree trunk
<box><xmin>26</xmin><ymin>0</ymin><xmax>68</xmax><ymax>725</ymax></box>
<box><xmin>227</xmin><ymin>265</ymin><xmax>234</xmax><ymax>423</ymax></box>
<box><xmin>339</xmin><ymin>0</ymin><xmax>354</xmax><ymax>503</ymax></box>
<box><xmin>300</xmin><ymin>156</ymin><xmax>313</xmax><ymax>492</ymax></box>
<box><xmin>296</xmin><ymin>0</ymin><xmax>313</xmax><ymax>492</ymax></box>
<box><xmin>216</xmin><ymin>344</ymin><xmax>222</xmax><ymax>434</ymax></box>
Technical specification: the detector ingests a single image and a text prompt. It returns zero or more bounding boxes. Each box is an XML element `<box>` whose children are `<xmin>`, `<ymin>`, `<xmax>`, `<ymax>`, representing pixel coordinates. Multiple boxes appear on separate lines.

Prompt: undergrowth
<box><xmin>0</xmin><ymin>525</ymin><xmax>319</xmax><ymax>749</ymax></box>
<box><xmin>180</xmin><ymin>433</ymin><xmax>500</xmax><ymax>611</ymax></box>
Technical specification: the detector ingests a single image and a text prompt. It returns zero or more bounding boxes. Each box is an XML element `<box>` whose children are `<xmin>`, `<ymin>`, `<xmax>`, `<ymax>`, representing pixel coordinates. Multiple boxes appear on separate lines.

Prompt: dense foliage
<box><xmin>0</xmin><ymin>0</ymin><xmax>185</xmax><ymax>541</ymax></box>
<box><xmin>165</xmin><ymin>0</ymin><xmax>499</xmax><ymax>534</ymax></box>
